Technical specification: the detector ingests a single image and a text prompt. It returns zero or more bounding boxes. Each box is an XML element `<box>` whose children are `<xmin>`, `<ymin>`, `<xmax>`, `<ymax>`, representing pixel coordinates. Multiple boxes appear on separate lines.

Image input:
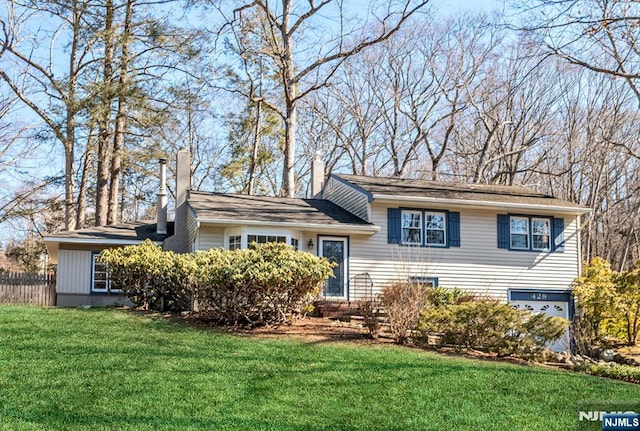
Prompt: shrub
<box><xmin>380</xmin><ymin>282</ymin><xmax>428</xmax><ymax>344</ymax></box>
<box><xmin>573</xmin><ymin>257</ymin><xmax>618</xmax><ymax>341</ymax></box>
<box><xmin>359</xmin><ymin>298</ymin><xmax>384</xmax><ymax>339</ymax></box>
<box><xmin>574</xmin><ymin>362</ymin><xmax>640</xmax><ymax>384</ymax></box>
<box><xmin>194</xmin><ymin>242</ymin><xmax>334</xmax><ymax>326</ymax></box>
<box><xmin>417</xmin><ymin>299</ymin><xmax>568</xmax><ymax>360</ymax></box>
<box><xmin>616</xmin><ymin>263</ymin><xmax>640</xmax><ymax>346</ymax></box>
<box><xmin>424</xmin><ymin>286</ymin><xmax>474</xmax><ymax>307</ymax></box>
<box><xmin>99</xmin><ymin>240</ymin><xmax>196</xmax><ymax>312</ymax></box>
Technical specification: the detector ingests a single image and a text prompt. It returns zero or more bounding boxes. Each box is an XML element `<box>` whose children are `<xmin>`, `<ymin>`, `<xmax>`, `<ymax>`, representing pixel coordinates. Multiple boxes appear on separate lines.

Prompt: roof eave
<box><xmin>373</xmin><ymin>194</ymin><xmax>591</xmax><ymax>215</ymax></box>
<box><xmin>43</xmin><ymin>237</ymin><xmax>163</xmax><ymax>246</ymax></box>
<box><xmin>42</xmin><ymin>236</ymin><xmax>163</xmax><ymax>265</ymax></box>
<box><xmin>197</xmin><ymin>217</ymin><xmax>380</xmax><ymax>234</ymax></box>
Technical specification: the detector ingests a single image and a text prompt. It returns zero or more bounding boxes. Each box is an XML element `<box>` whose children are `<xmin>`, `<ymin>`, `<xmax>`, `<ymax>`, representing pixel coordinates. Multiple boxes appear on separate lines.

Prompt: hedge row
<box><xmin>99</xmin><ymin>240</ymin><xmax>334</xmax><ymax>325</ymax></box>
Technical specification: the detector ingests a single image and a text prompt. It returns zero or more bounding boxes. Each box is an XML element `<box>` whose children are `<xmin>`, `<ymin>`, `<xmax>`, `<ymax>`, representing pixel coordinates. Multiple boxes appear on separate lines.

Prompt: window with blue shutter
<box><xmin>552</xmin><ymin>217</ymin><xmax>565</xmax><ymax>252</ymax></box>
<box><xmin>498</xmin><ymin>214</ymin><xmax>565</xmax><ymax>253</ymax></box>
<box><xmin>448</xmin><ymin>212</ymin><xmax>460</xmax><ymax>247</ymax></box>
<box><xmin>387</xmin><ymin>208</ymin><xmax>401</xmax><ymax>244</ymax></box>
<box><xmin>497</xmin><ymin>214</ymin><xmax>510</xmax><ymax>249</ymax></box>
<box><xmin>388</xmin><ymin>208</ymin><xmax>460</xmax><ymax>247</ymax></box>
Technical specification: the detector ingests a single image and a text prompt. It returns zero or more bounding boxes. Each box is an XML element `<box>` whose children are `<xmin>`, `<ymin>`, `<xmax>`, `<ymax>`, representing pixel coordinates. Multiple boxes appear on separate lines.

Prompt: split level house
<box><xmin>45</xmin><ymin>150</ymin><xmax>590</xmax><ymax>331</ymax></box>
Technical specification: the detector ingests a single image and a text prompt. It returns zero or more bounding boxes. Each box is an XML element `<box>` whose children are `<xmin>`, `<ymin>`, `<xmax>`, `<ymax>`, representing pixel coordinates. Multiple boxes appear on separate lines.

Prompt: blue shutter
<box><xmin>497</xmin><ymin>214</ymin><xmax>510</xmax><ymax>249</ymax></box>
<box><xmin>448</xmin><ymin>211</ymin><xmax>460</xmax><ymax>247</ymax></box>
<box><xmin>388</xmin><ymin>208</ymin><xmax>401</xmax><ymax>244</ymax></box>
<box><xmin>552</xmin><ymin>217</ymin><xmax>565</xmax><ymax>252</ymax></box>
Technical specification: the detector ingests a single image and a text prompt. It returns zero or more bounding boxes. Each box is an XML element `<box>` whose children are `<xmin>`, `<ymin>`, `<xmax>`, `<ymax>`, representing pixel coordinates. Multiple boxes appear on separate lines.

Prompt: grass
<box><xmin>0</xmin><ymin>306</ymin><xmax>639</xmax><ymax>431</ymax></box>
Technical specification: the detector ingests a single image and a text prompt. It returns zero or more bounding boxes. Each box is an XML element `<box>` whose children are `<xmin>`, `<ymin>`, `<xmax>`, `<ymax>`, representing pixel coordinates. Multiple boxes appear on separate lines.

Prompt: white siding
<box><xmin>197</xmin><ymin>226</ymin><xmax>224</xmax><ymax>250</ymax></box>
<box><xmin>323</xmin><ymin>176</ymin><xmax>370</xmax><ymax>221</ymax></box>
<box><xmin>57</xmin><ymin>250</ymin><xmax>92</xmax><ymax>294</ymax></box>
<box><xmin>347</xmin><ymin>202</ymin><xmax>580</xmax><ymax>300</ymax></box>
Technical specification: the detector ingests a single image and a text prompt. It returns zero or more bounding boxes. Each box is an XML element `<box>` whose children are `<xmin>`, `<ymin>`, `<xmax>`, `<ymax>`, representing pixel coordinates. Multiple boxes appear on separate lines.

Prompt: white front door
<box><xmin>318</xmin><ymin>236</ymin><xmax>348</xmax><ymax>299</ymax></box>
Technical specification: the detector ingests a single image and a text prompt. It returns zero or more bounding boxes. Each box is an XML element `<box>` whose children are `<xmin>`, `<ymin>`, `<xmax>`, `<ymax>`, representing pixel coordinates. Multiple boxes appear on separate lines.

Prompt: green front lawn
<box><xmin>0</xmin><ymin>306</ymin><xmax>638</xmax><ymax>430</ymax></box>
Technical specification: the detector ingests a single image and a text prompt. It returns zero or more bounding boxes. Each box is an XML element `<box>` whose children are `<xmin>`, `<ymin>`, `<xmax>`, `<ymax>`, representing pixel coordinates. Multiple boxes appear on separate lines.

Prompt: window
<box><xmin>425</xmin><ymin>212</ymin><xmax>446</xmax><ymax>246</ymax></box>
<box><xmin>510</xmin><ymin>216</ymin><xmax>529</xmax><ymax>249</ymax></box>
<box><xmin>91</xmin><ymin>253</ymin><xmax>120</xmax><ymax>294</ymax></box>
<box><xmin>409</xmin><ymin>276</ymin><xmax>438</xmax><ymax>287</ymax></box>
<box><xmin>389</xmin><ymin>208</ymin><xmax>460</xmax><ymax>248</ymax></box>
<box><xmin>401</xmin><ymin>210</ymin><xmax>422</xmax><ymax>245</ymax></box>
<box><xmin>499</xmin><ymin>215</ymin><xmax>559</xmax><ymax>252</ymax></box>
<box><xmin>228</xmin><ymin>235</ymin><xmax>242</xmax><ymax>251</ymax></box>
<box><xmin>226</xmin><ymin>230</ymin><xmax>299</xmax><ymax>251</ymax></box>
<box><xmin>247</xmin><ymin>235</ymin><xmax>287</xmax><ymax>245</ymax></box>
<box><xmin>531</xmin><ymin>218</ymin><xmax>550</xmax><ymax>250</ymax></box>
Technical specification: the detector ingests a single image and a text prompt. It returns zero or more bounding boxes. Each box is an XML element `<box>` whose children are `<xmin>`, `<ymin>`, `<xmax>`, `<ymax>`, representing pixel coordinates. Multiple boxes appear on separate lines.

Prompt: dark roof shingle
<box><xmin>46</xmin><ymin>221</ymin><xmax>174</xmax><ymax>242</ymax></box>
<box><xmin>334</xmin><ymin>174</ymin><xmax>587</xmax><ymax>210</ymax></box>
<box><xmin>188</xmin><ymin>191</ymin><xmax>371</xmax><ymax>226</ymax></box>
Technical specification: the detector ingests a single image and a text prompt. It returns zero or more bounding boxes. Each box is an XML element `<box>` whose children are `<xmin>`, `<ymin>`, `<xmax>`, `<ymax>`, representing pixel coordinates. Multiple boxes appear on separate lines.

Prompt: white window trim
<box><xmin>401</xmin><ymin>210</ymin><xmax>423</xmax><ymax>246</ymax></box>
<box><xmin>409</xmin><ymin>276</ymin><xmax>439</xmax><ymax>287</ymax></box>
<box><xmin>228</xmin><ymin>234</ymin><xmax>242</xmax><ymax>251</ymax></box>
<box><xmin>510</xmin><ymin>216</ymin><xmax>529</xmax><ymax>250</ymax></box>
<box><xmin>531</xmin><ymin>217</ymin><xmax>551</xmax><ymax>251</ymax></box>
<box><xmin>223</xmin><ymin>228</ymin><xmax>301</xmax><ymax>250</ymax></box>
<box><xmin>91</xmin><ymin>253</ymin><xmax>120</xmax><ymax>294</ymax></box>
<box><xmin>424</xmin><ymin>211</ymin><xmax>447</xmax><ymax>247</ymax></box>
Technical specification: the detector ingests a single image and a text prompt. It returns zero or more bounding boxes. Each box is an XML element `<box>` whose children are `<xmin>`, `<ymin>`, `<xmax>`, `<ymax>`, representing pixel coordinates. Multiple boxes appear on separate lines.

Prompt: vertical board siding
<box><xmin>348</xmin><ymin>203</ymin><xmax>580</xmax><ymax>301</ymax></box>
<box><xmin>186</xmin><ymin>209</ymin><xmax>198</xmax><ymax>246</ymax></box>
<box><xmin>323</xmin><ymin>177</ymin><xmax>370</xmax><ymax>221</ymax></box>
<box><xmin>57</xmin><ymin>250</ymin><xmax>92</xmax><ymax>294</ymax></box>
<box><xmin>197</xmin><ymin>226</ymin><xmax>224</xmax><ymax>250</ymax></box>
<box><xmin>0</xmin><ymin>272</ymin><xmax>56</xmax><ymax>306</ymax></box>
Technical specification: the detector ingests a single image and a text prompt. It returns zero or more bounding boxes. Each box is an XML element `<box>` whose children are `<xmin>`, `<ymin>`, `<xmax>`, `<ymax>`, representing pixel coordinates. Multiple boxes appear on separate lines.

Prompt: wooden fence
<box><xmin>0</xmin><ymin>272</ymin><xmax>56</xmax><ymax>306</ymax></box>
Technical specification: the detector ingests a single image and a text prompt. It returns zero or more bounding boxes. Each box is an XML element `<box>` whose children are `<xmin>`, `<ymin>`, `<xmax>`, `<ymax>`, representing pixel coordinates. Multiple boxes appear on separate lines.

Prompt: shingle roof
<box><xmin>334</xmin><ymin>174</ymin><xmax>588</xmax><ymax>211</ymax></box>
<box><xmin>45</xmin><ymin>221</ymin><xmax>174</xmax><ymax>242</ymax></box>
<box><xmin>188</xmin><ymin>191</ymin><xmax>372</xmax><ymax>227</ymax></box>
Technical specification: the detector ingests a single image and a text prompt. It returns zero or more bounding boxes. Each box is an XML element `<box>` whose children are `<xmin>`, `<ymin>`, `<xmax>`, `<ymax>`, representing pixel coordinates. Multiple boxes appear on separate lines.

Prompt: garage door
<box><xmin>509</xmin><ymin>290</ymin><xmax>573</xmax><ymax>353</ymax></box>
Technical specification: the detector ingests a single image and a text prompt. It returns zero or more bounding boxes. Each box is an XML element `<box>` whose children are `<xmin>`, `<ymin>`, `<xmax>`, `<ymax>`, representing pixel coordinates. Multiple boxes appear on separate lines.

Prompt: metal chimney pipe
<box><xmin>156</xmin><ymin>158</ymin><xmax>168</xmax><ymax>235</ymax></box>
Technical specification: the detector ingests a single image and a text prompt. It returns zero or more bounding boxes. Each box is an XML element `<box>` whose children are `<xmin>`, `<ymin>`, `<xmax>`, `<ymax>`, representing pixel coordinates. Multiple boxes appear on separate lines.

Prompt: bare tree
<box><xmin>216</xmin><ymin>0</ymin><xmax>430</xmax><ymax>196</ymax></box>
<box><xmin>0</xmin><ymin>0</ymin><xmax>97</xmax><ymax>230</ymax></box>
<box><xmin>518</xmin><ymin>0</ymin><xmax>640</xmax><ymax>105</ymax></box>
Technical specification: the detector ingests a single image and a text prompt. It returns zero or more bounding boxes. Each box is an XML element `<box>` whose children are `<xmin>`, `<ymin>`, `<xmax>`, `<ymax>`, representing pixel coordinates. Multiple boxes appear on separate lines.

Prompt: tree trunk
<box><xmin>95</xmin><ymin>0</ymin><xmax>115</xmax><ymax>226</ymax></box>
<box><xmin>108</xmin><ymin>0</ymin><xmax>133</xmax><ymax>225</ymax></box>
<box><xmin>64</xmin><ymin>143</ymin><xmax>75</xmax><ymax>231</ymax></box>
<box><xmin>76</xmin><ymin>126</ymin><xmax>95</xmax><ymax>229</ymax></box>
<box><xmin>61</xmin><ymin>0</ymin><xmax>83</xmax><ymax>231</ymax></box>
<box><xmin>280</xmin><ymin>0</ymin><xmax>296</xmax><ymax>198</ymax></box>
<box><xmin>248</xmin><ymin>99</ymin><xmax>262</xmax><ymax>196</ymax></box>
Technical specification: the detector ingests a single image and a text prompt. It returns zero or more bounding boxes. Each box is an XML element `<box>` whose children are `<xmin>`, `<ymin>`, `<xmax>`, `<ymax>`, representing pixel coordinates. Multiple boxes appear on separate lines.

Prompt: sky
<box><xmin>0</xmin><ymin>0</ymin><xmax>508</xmax><ymax>244</ymax></box>
<box><xmin>435</xmin><ymin>0</ymin><xmax>505</xmax><ymax>15</ymax></box>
